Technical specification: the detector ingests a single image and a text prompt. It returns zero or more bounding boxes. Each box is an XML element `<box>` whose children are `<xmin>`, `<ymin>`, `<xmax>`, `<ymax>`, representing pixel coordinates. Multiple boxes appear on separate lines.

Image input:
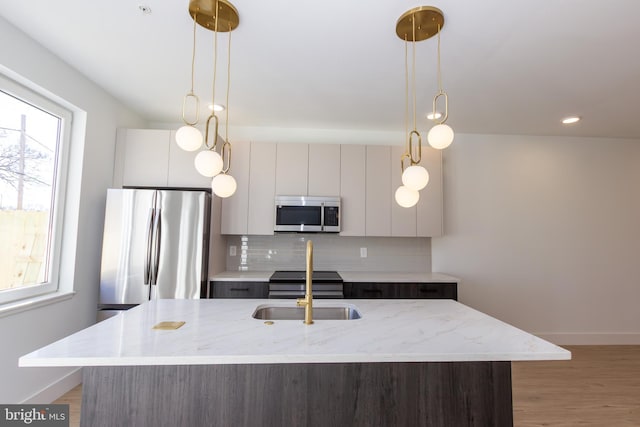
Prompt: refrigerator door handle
<box><xmin>144</xmin><ymin>208</ymin><xmax>155</xmax><ymax>285</ymax></box>
<box><xmin>152</xmin><ymin>208</ymin><xmax>162</xmax><ymax>285</ymax></box>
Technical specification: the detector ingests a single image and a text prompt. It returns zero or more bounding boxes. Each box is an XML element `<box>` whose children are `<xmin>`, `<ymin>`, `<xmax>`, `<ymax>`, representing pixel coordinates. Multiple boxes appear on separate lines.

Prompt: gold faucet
<box><xmin>297</xmin><ymin>240</ymin><xmax>314</xmax><ymax>325</ymax></box>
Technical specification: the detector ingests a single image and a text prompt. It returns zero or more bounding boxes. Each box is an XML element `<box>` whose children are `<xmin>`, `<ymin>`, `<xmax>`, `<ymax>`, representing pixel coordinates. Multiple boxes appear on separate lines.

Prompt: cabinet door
<box><xmin>275</xmin><ymin>143</ymin><xmax>308</xmax><ymax>195</ymax></box>
<box><xmin>365</xmin><ymin>146</ymin><xmax>391</xmax><ymax>236</ymax></box>
<box><xmin>167</xmin><ymin>130</ymin><xmax>213</xmax><ymax>188</ymax></box>
<box><xmin>344</xmin><ymin>282</ymin><xmax>374</xmax><ymax>298</ymax></box>
<box><xmin>308</xmin><ymin>144</ymin><xmax>340</xmax><ymax>196</ymax></box>
<box><xmin>221</xmin><ymin>139</ymin><xmax>250</xmax><ymax>234</ymax></box>
<box><xmin>210</xmin><ymin>281</ymin><xmax>269</xmax><ymax>298</ymax></box>
<box><xmin>390</xmin><ymin>145</ymin><xmax>417</xmax><ymax>236</ymax></box>
<box><xmin>122</xmin><ymin>129</ymin><xmax>170</xmax><ymax>187</ymax></box>
<box><xmin>413</xmin><ymin>283</ymin><xmax>457</xmax><ymax>300</ymax></box>
<box><xmin>345</xmin><ymin>282</ymin><xmax>458</xmax><ymax>300</ymax></box>
<box><xmin>417</xmin><ymin>146</ymin><xmax>443</xmax><ymax>236</ymax></box>
<box><xmin>248</xmin><ymin>142</ymin><xmax>277</xmax><ymax>235</ymax></box>
<box><xmin>339</xmin><ymin>145</ymin><xmax>366</xmax><ymax>236</ymax></box>
<box><xmin>344</xmin><ymin>282</ymin><xmax>396</xmax><ymax>298</ymax></box>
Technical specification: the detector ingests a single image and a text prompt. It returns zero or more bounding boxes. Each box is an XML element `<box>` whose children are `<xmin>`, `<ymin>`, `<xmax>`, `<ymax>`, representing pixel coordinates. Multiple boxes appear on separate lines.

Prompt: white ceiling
<box><xmin>1</xmin><ymin>0</ymin><xmax>640</xmax><ymax>141</ymax></box>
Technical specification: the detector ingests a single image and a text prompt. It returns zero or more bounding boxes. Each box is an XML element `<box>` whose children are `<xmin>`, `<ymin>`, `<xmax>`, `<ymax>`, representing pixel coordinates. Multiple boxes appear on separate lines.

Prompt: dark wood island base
<box><xmin>81</xmin><ymin>361</ymin><xmax>513</xmax><ymax>427</ymax></box>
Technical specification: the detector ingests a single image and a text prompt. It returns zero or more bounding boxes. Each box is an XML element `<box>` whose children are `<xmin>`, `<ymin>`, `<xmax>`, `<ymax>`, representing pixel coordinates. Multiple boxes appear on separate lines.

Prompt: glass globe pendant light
<box><xmin>212</xmin><ymin>143</ymin><xmax>237</xmax><ymax>198</ymax></box>
<box><xmin>176</xmin><ymin>125</ymin><xmax>203</xmax><ymax>151</ymax></box>
<box><xmin>427</xmin><ymin>122</ymin><xmax>454</xmax><ymax>149</ymax></box>
<box><xmin>395</xmin><ymin>185</ymin><xmax>420</xmax><ymax>208</ymax></box>
<box><xmin>194</xmin><ymin>148</ymin><xmax>223</xmax><ymax>177</ymax></box>
<box><xmin>427</xmin><ymin>24</ymin><xmax>454</xmax><ymax>150</ymax></box>
<box><xmin>212</xmin><ymin>173</ymin><xmax>237</xmax><ymax>198</ymax></box>
<box><xmin>211</xmin><ymin>137</ymin><xmax>236</xmax><ymax>197</ymax></box>
<box><xmin>394</xmin><ymin>8</ymin><xmax>444</xmax><ymax>208</ymax></box>
<box><xmin>402</xmin><ymin>164</ymin><xmax>429</xmax><ymax>191</ymax></box>
<box><xmin>176</xmin><ymin>14</ymin><xmax>203</xmax><ymax>152</ymax></box>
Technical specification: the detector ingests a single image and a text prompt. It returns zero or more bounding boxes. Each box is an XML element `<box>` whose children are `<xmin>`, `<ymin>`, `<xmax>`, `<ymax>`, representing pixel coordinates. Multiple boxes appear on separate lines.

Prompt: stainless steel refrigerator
<box><xmin>98</xmin><ymin>188</ymin><xmax>211</xmax><ymax>320</ymax></box>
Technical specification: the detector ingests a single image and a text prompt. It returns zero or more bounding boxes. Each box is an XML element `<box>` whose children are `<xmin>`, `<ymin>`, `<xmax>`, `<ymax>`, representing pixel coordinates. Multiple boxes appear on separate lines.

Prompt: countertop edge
<box><xmin>20</xmin><ymin>352</ymin><xmax>571</xmax><ymax>367</ymax></box>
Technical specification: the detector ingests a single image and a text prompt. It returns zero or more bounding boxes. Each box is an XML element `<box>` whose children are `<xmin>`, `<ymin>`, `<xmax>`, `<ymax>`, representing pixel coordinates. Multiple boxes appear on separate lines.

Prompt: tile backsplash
<box><xmin>225</xmin><ymin>234</ymin><xmax>431</xmax><ymax>272</ymax></box>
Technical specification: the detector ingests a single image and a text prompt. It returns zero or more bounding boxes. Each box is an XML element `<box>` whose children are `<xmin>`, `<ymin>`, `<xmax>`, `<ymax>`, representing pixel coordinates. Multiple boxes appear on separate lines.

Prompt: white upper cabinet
<box><xmin>308</xmin><ymin>144</ymin><xmax>341</xmax><ymax>196</ymax></box>
<box><xmin>221</xmin><ymin>141</ymin><xmax>275</xmax><ymax>236</ymax></box>
<box><xmin>390</xmin><ymin>144</ymin><xmax>417</xmax><ymax>236</ymax></box>
<box><xmin>117</xmin><ymin>128</ymin><xmax>210</xmax><ymax>188</ymax></box>
<box><xmin>212</xmin><ymin>137</ymin><xmax>442</xmax><ymax>237</ymax></box>
<box><xmin>417</xmin><ymin>146</ymin><xmax>443</xmax><ymax>237</ymax></box>
<box><xmin>365</xmin><ymin>145</ymin><xmax>392</xmax><ymax>236</ymax></box>
<box><xmin>275</xmin><ymin>143</ymin><xmax>308</xmax><ymax>196</ymax></box>
<box><xmin>248</xmin><ymin>142</ymin><xmax>277</xmax><ymax>235</ymax></box>
<box><xmin>339</xmin><ymin>145</ymin><xmax>366</xmax><ymax>236</ymax></box>
<box><xmin>120</xmin><ymin>129</ymin><xmax>170</xmax><ymax>187</ymax></box>
<box><xmin>220</xmin><ymin>139</ymin><xmax>250</xmax><ymax>235</ymax></box>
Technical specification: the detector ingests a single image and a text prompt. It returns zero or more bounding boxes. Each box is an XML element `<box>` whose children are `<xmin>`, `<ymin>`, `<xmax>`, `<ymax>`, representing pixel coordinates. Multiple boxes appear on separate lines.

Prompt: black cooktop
<box><xmin>270</xmin><ymin>270</ymin><xmax>342</xmax><ymax>282</ymax></box>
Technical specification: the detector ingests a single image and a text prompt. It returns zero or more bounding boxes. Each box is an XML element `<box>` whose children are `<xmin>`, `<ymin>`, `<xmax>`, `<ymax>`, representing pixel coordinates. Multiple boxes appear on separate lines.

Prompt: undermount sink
<box><xmin>252</xmin><ymin>303</ymin><xmax>362</xmax><ymax>320</ymax></box>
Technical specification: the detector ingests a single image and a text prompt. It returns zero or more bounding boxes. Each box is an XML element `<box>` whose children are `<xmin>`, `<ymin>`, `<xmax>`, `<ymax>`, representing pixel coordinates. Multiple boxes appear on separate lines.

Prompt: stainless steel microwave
<box><xmin>274</xmin><ymin>196</ymin><xmax>340</xmax><ymax>233</ymax></box>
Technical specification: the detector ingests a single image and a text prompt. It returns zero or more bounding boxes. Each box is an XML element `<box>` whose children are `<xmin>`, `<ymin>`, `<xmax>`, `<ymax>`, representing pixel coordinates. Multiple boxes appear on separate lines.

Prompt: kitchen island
<box><xmin>20</xmin><ymin>299</ymin><xmax>570</xmax><ymax>427</ymax></box>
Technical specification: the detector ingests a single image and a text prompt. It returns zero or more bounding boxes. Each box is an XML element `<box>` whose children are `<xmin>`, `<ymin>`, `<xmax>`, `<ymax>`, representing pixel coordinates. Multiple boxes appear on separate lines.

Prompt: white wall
<box><xmin>0</xmin><ymin>17</ymin><xmax>145</xmax><ymax>402</ymax></box>
<box><xmin>432</xmin><ymin>133</ymin><xmax>640</xmax><ymax>344</ymax></box>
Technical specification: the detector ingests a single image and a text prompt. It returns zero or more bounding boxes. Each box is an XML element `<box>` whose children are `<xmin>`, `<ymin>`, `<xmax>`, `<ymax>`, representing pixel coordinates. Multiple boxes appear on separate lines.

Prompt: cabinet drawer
<box><xmin>344</xmin><ymin>283</ymin><xmax>395</xmax><ymax>298</ymax></box>
<box><xmin>344</xmin><ymin>282</ymin><xmax>457</xmax><ymax>300</ymax></box>
<box><xmin>413</xmin><ymin>283</ymin><xmax>457</xmax><ymax>299</ymax></box>
<box><xmin>210</xmin><ymin>281</ymin><xmax>269</xmax><ymax>298</ymax></box>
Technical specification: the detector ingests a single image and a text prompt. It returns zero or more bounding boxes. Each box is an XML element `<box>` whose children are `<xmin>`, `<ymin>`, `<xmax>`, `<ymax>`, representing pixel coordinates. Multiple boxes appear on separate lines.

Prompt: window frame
<box><xmin>0</xmin><ymin>73</ymin><xmax>73</xmax><ymax>305</ymax></box>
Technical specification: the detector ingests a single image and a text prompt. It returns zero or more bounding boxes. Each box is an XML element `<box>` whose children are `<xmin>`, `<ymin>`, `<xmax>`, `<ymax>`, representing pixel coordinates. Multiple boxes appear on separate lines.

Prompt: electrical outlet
<box><xmin>229</xmin><ymin>245</ymin><xmax>237</xmax><ymax>256</ymax></box>
<box><xmin>360</xmin><ymin>247</ymin><xmax>367</xmax><ymax>258</ymax></box>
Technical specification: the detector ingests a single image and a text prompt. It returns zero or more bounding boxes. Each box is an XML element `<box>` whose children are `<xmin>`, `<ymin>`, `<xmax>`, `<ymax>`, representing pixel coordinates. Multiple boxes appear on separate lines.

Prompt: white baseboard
<box><xmin>536</xmin><ymin>333</ymin><xmax>640</xmax><ymax>345</ymax></box>
<box><xmin>20</xmin><ymin>368</ymin><xmax>82</xmax><ymax>404</ymax></box>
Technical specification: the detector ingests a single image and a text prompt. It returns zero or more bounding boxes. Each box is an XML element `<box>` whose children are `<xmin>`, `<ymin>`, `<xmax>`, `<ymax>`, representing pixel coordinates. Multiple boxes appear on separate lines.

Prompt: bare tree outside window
<box><xmin>0</xmin><ymin>89</ymin><xmax>61</xmax><ymax>292</ymax></box>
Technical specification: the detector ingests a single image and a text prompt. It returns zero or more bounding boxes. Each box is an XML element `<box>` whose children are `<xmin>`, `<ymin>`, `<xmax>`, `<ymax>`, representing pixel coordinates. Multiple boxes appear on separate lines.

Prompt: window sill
<box><xmin>0</xmin><ymin>291</ymin><xmax>76</xmax><ymax>319</ymax></box>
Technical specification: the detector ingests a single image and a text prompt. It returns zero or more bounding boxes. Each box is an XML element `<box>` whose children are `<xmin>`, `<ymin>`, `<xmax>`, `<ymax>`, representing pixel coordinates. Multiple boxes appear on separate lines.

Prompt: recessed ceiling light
<box><xmin>562</xmin><ymin>116</ymin><xmax>581</xmax><ymax>124</ymax></box>
<box><xmin>426</xmin><ymin>112</ymin><xmax>443</xmax><ymax>120</ymax></box>
<box><xmin>208</xmin><ymin>104</ymin><xmax>225</xmax><ymax>112</ymax></box>
<box><xmin>138</xmin><ymin>5</ymin><xmax>152</xmax><ymax>14</ymax></box>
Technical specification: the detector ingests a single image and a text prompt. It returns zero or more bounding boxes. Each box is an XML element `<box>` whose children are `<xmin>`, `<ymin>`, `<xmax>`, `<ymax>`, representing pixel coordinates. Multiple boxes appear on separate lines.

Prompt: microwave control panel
<box><xmin>324</xmin><ymin>206</ymin><xmax>339</xmax><ymax>227</ymax></box>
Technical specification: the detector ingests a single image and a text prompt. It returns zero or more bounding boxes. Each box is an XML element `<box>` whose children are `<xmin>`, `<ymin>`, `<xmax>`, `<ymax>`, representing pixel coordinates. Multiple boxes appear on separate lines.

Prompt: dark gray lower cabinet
<box><xmin>210</xmin><ymin>281</ymin><xmax>269</xmax><ymax>298</ymax></box>
<box><xmin>82</xmin><ymin>361</ymin><xmax>512</xmax><ymax>427</ymax></box>
<box><xmin>344</xmin><ymin>282</ymin><xmax>457</xmax><ymax>300</ymax></box>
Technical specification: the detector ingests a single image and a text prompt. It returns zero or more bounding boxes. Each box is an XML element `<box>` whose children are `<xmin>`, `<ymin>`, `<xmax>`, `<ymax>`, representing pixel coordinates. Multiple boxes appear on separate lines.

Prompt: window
<box><xmin>0</xmin><ymin>74</ymin><xmax>72</xmax><ymax>304</ymax></box>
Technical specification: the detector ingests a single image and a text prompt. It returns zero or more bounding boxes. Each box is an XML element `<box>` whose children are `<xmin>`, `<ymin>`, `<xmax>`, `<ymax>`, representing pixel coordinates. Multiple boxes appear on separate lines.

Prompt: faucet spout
<box><xmin>296</xmin><ymin>240</ymin><xmax>314</xmax><ymax>325</ymax></box>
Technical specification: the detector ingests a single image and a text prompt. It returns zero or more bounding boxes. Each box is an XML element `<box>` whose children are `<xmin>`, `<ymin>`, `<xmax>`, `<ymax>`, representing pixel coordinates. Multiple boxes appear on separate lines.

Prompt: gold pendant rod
<box><xmin>204</xmin><ymin>0</ymin><xmax>220</xmax><ymax>151</ymax></box>
<box><xmin>181</xmin><ymin>14</ymin><xmax>200</xmax><ymax>126</ymax></box>
<box><xmin>224</xmin><ymin>22</ymin><xmax>232</xmax><ymax>148</ymax></box>
<box><xmin>432</xmin><ymin>24</ymin><xmax>449</xmax><ymax>125</ymax></box>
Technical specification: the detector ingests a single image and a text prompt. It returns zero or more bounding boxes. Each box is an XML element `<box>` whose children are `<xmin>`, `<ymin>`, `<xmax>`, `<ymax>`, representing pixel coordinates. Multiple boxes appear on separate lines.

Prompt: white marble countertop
<box><xmin>20</xmin><ymin>299</ymin><xmax>569</xmax><ymax>367</ymax></box>
<box><xmin>209</xmin><ymin>271</ymin><xmax>459</xmax><ymax>283</ymax></box>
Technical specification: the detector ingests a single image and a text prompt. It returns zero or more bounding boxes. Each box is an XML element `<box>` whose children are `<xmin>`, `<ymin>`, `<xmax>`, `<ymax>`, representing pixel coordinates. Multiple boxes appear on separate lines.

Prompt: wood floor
<box><xmin>52</xmin><ymin>383</ymin><xmax>82</xmax><ymax>427</ymax></box>
<box><xmin>512</xmin><ymin>345</ymin><xmax>640</xmax><ymax>427</ymax></box>
<box><xmin>54</xmin><ymin>346</ymin><xmax>640</xmax><ymax>427</ymax></box>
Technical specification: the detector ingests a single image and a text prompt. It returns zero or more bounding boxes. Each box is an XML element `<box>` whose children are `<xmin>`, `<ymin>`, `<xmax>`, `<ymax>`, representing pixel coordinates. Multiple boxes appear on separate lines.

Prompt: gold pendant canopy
<box><xmin>189</xmin><ymin>0</ymin><xmax>240</xmax><ymax>32</ymax></box>
<box><xmin>396</xmin><ymin>6</ymin><xmax>444</xmax><ymax>41</ymax></box>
